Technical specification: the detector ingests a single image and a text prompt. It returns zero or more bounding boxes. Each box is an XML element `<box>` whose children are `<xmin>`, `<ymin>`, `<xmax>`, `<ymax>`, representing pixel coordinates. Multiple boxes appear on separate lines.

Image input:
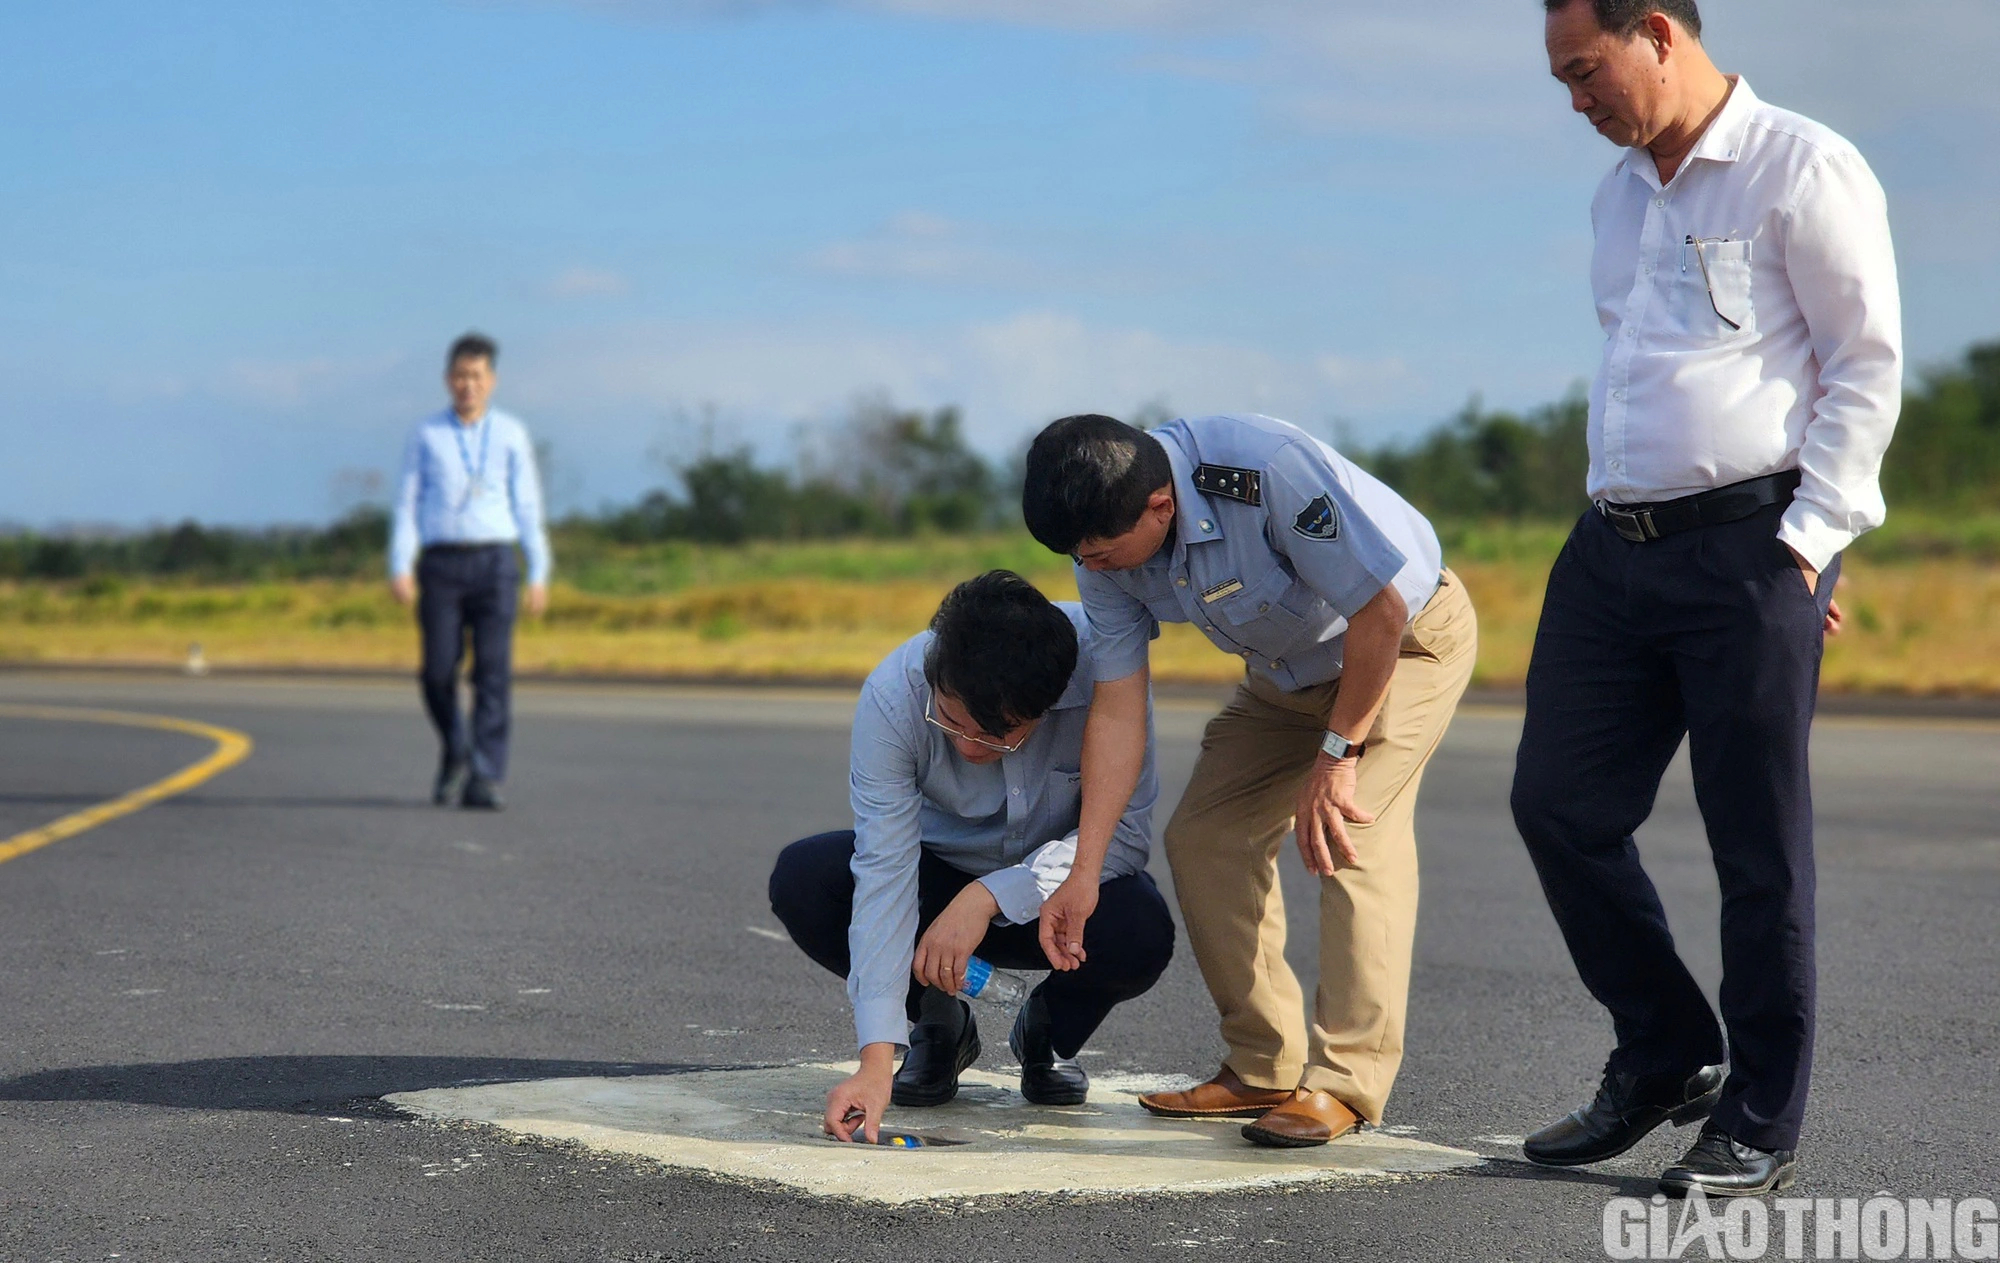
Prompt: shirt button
<box><xmin>1654</xmin><ymin>197</ymin><xmax>1665</xmax><ymax>208</ymax></box>
<box><xmin>1199</xmin><ymin>520</ymin><xmax>1214</xmax><ymax>533</ymax></box>
<box><xmin>1644</xmin><ymin>264</ymin><xmax>1655</xmax><ymax>275</ymax></box>
<box><xmin>1175</xmin><ymin>577</ymin><xmax>1187</xmax><ymax>587</ymax></box>
<box><xmin>1271</xmin><ymin>660</ymin><xmax>1284</xmax><ymax>670</ymax></box>
<box><xmin>1612</xmin><ymin>389</ymin><xmax>1626</xmax><ymax>401</ymax></box>
<box><xmin>1010</xmin><ymin>788</ymin><xmax>1020</xmax><ymax>796</ymax></box>
<box><xmin>1258</xmin><ymin>602</ymin><xmax>1269</xmax><ymax>612</ymax></box>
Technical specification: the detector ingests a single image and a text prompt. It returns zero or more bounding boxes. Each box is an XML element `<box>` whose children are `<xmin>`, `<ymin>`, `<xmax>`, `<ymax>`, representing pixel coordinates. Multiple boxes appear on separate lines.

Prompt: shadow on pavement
<box><xmin>1465</xmin><ymin>1155</ymin><xmax>1658</xmax><ymax>1194</ymax></box>
<box><xmin>0</xmin><ymin>1055</ymin><xmax>760</xmax><ymax>1115</ymax></box>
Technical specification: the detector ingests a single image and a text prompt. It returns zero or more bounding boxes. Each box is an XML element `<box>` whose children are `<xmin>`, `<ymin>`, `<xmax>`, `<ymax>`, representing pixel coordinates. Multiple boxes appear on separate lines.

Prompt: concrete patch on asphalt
<box><xmin>386</xmin><ymin>1064</ymin><xmax>1479</xmax><ymax>1204</ymax></box>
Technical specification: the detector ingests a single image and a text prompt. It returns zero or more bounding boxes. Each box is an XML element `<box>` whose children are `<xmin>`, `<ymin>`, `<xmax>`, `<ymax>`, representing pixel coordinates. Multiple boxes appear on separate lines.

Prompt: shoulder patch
<box><xmin>1192</xmin><ymin>464</ymin><xmax>1261</xmax><ymax>506</ymax></box>
<box><xmin>1292</xmin><ymin>494</ymin><xmax>1341</xmax><ymax>542</ymax></box>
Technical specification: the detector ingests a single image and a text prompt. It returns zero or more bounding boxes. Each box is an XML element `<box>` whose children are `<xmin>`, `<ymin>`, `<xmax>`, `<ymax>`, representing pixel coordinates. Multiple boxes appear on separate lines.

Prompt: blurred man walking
<box><xmin>1516</xmin><ymin>0</ymin><xmax>1901</xmax><ymax>1196</ymax></box>
<box><xmin>389</xmin><ymin>333</ymin><xmax>552</xmax><ymax>810</ymax></box>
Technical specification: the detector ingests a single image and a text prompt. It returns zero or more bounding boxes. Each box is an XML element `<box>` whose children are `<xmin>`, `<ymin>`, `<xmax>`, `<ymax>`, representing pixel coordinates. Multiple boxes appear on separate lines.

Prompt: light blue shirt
<box><xmin>847</xmin><ymin>604</ymin><xmax>1158</xmax><ymax>1051</ymax></box>
<box><xmin>389</xmin><ymin>408</ymin><xmax>552</xmax><ymax>584</ymax></box>
<box><xmin>1077</xmin><ymin>413</ymin><xmax>1443</xmax><ymax>693</ymax></box>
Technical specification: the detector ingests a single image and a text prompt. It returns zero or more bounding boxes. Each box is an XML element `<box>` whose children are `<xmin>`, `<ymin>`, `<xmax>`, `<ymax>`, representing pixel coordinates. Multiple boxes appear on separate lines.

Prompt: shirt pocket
<box><xmin>1046</xmin><ymin>768</ymin><xmax>1083</xmax><ymax>818</ymax></box>
<box><xmin>1211</xmin><ymin>569</ymin><xmax>1307</xmax><ymax>651</ymax></box>
<box><xmin>1683</xmin><ymin>236</ymin><xmax>1755</xmax><ymax>336</ymax></box>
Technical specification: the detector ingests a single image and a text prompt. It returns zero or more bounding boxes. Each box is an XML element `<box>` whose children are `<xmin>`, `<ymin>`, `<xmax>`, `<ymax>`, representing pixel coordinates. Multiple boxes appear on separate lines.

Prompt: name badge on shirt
<box><xmin>1201</xmin><ymin>579</ymin><xmax>1245</xmax><ymax>603</ymax></box>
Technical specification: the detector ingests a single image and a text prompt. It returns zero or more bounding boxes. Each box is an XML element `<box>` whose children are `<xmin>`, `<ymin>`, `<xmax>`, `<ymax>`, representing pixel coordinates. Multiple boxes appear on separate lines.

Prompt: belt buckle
<box><xmin>1598</xmin><ymin>502</ymin><xmax>1656</xmax><ymax>543</ymax></box>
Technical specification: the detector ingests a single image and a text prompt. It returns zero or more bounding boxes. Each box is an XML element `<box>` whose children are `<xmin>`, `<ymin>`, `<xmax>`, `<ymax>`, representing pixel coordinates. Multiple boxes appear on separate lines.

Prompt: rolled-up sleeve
<box><xmin>846</xmin><ymin>686</ymin><xmax>925</xmax><ymax>1051</ymax></box>
<box><xmin>1074</xmin><ymin>564</ymin><xmax>1156</xmax><ymax>683</ymax></box>
<box><xmin>1263</xmin><ymin>442</ymin><xmax>1409</xmax><ymax>619</ymax></box>
<box><xmin>1776</xmin><ymin>149</ymin><xmax>1903</xmax><ymax>570</ymax></box>
<box><xmin>977</xmin><ymin>833</ymin><xmax>1077</xmax><ymax>926</ymax></box>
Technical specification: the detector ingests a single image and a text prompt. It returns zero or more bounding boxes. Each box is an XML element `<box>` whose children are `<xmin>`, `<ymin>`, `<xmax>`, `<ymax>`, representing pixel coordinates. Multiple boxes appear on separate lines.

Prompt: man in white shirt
<box><xmin>388</xmin><ymin>334</ymin><xmax>553</xmax><ymax>810</ymax></box>
<box><xmin>1515</xmin><ymin>0</ymin><xmax>1901</xmax><ymax>1197</ymax></box>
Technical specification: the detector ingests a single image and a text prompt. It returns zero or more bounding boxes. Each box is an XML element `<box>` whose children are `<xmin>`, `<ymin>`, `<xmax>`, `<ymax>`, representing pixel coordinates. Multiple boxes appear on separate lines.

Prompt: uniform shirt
<box><xmin>1077</xmin><ymin>413</ymin><xmax>1442</xmax><ymax>694</ymax></box>
<box><xmin>388</xmin><ymin>408</ymin><xmax>553</xmax><ymax>584</ymax></box>
<box><xmin>1587</xmin><ymin>76</ymin><xmax>1902</xmax><ymax>570</ymax></box>
<box><xmin>847</xmin><ymin>604</ymin><xmax>1158</xmax><ymax>1051</ymax></box>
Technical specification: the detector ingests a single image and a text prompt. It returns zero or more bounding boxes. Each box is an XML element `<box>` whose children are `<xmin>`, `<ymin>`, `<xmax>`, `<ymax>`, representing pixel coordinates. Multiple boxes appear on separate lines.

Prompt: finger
<box><xmin>1310</xmin><ymin>811</ymin><xmax>1339</xmax><ymax>876</ymax></box>
<box><xmin>1330</xmin><ymin>816</ymin><xmax>1360</xmax><ymax>869</ymax></box>
<box><xmin>826</xmin><ymin>1100</ymin><xmax>856</xmax><ymax>1141</ymax></box>
<box><xmin>862</xmin><ymin>1105</ymin><xmax>882</xmax><ymax>1145</ymax></box>
<box><xmin>1339</xmin><ymin>799</ymin><xmax>1378</xmax><ymax>826</ymax></box>
<box><xmin>1038</xmin><ymin>915</ymin><xmax>1063</xmax><ymax>966</ymax></box>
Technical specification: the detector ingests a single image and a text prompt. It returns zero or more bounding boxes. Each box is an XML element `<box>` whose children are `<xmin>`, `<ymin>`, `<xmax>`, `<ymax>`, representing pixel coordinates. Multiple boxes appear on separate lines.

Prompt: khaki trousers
<box><xmin>1162</xmin><ymin>570</ymin><xmax>1477</xmax><ymax>1122</ymax></box>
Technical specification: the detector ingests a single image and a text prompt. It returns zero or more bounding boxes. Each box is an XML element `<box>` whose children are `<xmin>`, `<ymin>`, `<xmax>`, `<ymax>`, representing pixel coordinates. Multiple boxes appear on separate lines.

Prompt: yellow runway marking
<box><xmin>0</xmin><ymin>705</ymin><xmax>253</xmax><ymax>867</ymax></box>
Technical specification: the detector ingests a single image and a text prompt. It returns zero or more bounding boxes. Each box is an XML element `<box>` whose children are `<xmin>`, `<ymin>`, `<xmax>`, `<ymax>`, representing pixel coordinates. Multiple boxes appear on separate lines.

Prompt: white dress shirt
<box><xmin>845</xmin><ymin>605</ymin><xmax>1157</xmax><ymax>1051</ymax></box>
<box><xmin>1587</xmin><ymin>77</ymin><xmax>1902</xmax><ymax>569</ymax></box>
<box><xmin>389</xmin><ymin>408</ymin><xmax>553</xmax><ymax>584</ymax></box>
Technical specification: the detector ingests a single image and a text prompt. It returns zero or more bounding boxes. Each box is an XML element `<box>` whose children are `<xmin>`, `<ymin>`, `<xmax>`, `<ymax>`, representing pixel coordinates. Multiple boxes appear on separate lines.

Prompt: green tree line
<box><xmin>5</xmin><ymin>339</ymin><xmax>1997</xmax><ymax>581</ymax></box>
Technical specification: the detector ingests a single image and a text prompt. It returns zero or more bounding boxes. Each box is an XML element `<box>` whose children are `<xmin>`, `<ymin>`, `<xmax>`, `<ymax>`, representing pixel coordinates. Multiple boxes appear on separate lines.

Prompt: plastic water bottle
<box><xmin>958</xmin><ymin>956</ymin><xmax>1031</xmax><ymax>1008</ymax></box>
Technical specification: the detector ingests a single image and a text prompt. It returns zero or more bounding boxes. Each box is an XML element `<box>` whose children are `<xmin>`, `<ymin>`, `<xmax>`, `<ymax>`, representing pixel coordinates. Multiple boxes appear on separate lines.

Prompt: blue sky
<box><xmin>4</xmin><ymin>0</ymin><xmax>1995</xmax><ymax>527</ymax></box>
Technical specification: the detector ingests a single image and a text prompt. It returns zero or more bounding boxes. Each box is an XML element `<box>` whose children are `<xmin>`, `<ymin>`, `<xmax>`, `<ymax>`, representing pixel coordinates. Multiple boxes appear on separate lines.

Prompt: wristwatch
<box><xmin>1320</xmin><ymin>730</ymin><xmax>1365</xmax><ymax>761</ymax></box>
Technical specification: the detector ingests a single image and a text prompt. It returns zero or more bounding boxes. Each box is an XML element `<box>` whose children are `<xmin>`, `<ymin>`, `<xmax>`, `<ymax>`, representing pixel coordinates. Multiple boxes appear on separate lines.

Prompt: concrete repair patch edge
<box><xmin>386</xmin><ymin>1065</ymin><xmax>1482</xmax><ymax>1206</ymax></box>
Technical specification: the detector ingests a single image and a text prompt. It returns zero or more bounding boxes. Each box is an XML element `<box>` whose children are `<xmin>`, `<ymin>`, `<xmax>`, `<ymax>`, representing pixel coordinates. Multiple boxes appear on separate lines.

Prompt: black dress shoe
<box><xmin>1524</xmin><ymin>1063</ymin><xmax>1725</xmax><ymax>1167</ymax></box>
<box><xmin>1660</xmin><ymin>1124</ymin><xmax>1798</xmax><ymax>1198</ymax></box>
<box><xmin>892</xmin><ymin>999</ymin><xmax>979</xmax><ymax>1107</ymax></box>
<box><xmin>433</xmin><ymin>756</ymin><xmax>469</xmax><ymax>806</ymax></box>
<box><xmin>1008</xmin><ymin>991</ymin><xmax>1088</xmax><ymax>1106</ymax></box>
<box><xmin>460</xmin><ymin>776</ymin><xmax>504</xmax><ymax>810</ymax></box>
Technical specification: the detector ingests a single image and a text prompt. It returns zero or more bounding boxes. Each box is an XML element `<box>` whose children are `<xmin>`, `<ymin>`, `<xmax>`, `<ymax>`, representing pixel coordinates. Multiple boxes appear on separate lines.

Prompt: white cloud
<box><xmin>571</xmin><ymin>0</ymin><xmax>2000</xmax><ymax>142</ymax></box>
<box><xmin>508</xmin><ymin>308</ymin><xmax>1428</xmax><ymax>474</ymax></box>
<box><xmin>808</xmin><ymin>212</ymin><xmax>1002</xmax><ymax>283</ymax></box>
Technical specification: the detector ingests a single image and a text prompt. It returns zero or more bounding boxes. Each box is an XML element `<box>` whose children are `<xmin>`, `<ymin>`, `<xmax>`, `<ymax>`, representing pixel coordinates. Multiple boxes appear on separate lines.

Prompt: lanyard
<box><xmin>452</xmin><ymin>414</ymin><xmax>493</xmax><ymax>514</ymax></box>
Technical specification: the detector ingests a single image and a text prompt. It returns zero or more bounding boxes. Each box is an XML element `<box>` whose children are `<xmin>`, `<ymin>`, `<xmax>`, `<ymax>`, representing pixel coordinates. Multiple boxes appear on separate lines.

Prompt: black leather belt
<box><xmin>421</xmin><ymin>541</ymin><xmax>510</xmax><ymax>555</ymax></box>
<box><xmin>1596</xmin><ymin>470</ymin><xmax>1801</xmax><ymax>543</ymax></box>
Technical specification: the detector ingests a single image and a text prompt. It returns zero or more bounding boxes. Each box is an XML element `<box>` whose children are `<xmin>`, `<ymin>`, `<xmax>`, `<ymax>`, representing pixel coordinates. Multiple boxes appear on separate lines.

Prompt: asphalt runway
<box><xmin>1</xmin><ymin>671</ymin><xmax>1995</xmax><ymax>1262</ymax></box>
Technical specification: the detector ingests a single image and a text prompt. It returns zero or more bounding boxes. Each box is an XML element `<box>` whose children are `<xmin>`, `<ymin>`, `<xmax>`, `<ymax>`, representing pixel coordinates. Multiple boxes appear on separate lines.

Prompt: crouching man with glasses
<box><xmin>768</xmin><ymin>571</ymin><xmax>1175</xmax><ymax>1143</ymax></box>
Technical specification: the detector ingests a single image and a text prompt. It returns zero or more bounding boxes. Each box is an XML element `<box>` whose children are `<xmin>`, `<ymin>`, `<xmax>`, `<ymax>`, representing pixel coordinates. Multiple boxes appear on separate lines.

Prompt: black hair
<box><xmin>1544</xmin><ymin>0</ymin><xmax>1701</xmax><ymax>39</ymax></box>
<box><xmin>1020</xmin><ymin>414</ymin><xmax>1174</xmax><ymax>556</ymax></box>
<box><xmin>447</xmin><ymin>332</ymin><xmax>499</xmax><ymax>369</ymax></box>
<box><xmin>923</xmin><ymin>570</ymin><xmax>1079</xmax><ymax>738</ymax></box>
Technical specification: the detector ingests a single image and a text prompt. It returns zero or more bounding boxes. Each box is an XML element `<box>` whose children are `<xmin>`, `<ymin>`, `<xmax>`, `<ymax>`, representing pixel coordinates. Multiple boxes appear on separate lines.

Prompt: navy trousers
<box><xmin>1510</xmin><ymin>502</ymin><xmax>1839</xmax><ymax>1152</ymax></box>
<box><xmin>416</xmin><ymin>544</ymin><xmax>518</xmax><ymax>783</ymax></box>
<box><xmin>768</xmin><ymin>830</ymin><xmax>1175</xmax><ymax>1058</ymax></box>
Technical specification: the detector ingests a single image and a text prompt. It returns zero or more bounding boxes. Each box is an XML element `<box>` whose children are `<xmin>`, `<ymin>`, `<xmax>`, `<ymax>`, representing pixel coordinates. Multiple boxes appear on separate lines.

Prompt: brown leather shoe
<box><xmin>1241</xmin><ymin>1089</ymin><xmax>1362</xmax><ymax>1148</ymax></box>
<box><xmin>1139</xmin><ymin>1067</ymin><xmax>1294</xmax><ymax>1119</ymax></box>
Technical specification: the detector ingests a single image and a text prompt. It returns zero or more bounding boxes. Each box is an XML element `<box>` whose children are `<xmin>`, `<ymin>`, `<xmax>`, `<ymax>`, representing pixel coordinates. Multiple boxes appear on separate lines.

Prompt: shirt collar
<box><xmin>1619</xmin><ymin>74</ymin><xmax>1758</xmax><ymax>189</ymax></box>
<box><xmin>1157</xmin><ymin>423</ymin><xmax>1231</xmax><ymax>552</ymax></box>
<box><xmin>1686</xmin><ymin>75</ymin><xmax>1756</xmax><ymax>167</ymax></box>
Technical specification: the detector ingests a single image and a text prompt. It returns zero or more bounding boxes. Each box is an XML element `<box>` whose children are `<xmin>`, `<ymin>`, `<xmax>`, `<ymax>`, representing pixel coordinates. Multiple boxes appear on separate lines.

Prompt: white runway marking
<box><xmin>389</xmin><ymin>1064</ymin><xmax>1480</xmax><ymax>1204</ymax></box>
<box><xmin>743</xmin><ymin>926</ymin><xmax>789</xmax><ymax>942</ymax></box>
<box><xmin>429</xmin><ymin>1003</ymin><xmax>486</xmax><ymax>1012</ymax></box>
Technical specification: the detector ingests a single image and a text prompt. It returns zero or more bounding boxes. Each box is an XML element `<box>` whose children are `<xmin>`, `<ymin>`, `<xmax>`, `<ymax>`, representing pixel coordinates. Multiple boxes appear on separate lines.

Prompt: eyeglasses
<box><xmin>924</xmin><ymin>696</ymin><xmax>1030</xmax><ymax>753</ymax></box>
<box><xmin>1687</xmin><ymin>235</ymin><xmax>1742</xmax><ymax>332</ymax></box>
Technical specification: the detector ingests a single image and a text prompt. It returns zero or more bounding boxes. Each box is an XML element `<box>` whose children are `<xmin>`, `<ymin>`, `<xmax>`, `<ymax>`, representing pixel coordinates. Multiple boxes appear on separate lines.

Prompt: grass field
<box><xmin>3</xmin><ymin>525</ymin><xmax>1997</xmax><ymax>693</ymax></box>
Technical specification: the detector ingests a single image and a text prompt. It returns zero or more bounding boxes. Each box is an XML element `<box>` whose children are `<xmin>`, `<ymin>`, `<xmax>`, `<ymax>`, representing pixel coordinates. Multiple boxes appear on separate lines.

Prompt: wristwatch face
<box><xmin>1321</xmin><ymin>731</ymin><xmax>1354</xmax><ymax>759</ymax></box>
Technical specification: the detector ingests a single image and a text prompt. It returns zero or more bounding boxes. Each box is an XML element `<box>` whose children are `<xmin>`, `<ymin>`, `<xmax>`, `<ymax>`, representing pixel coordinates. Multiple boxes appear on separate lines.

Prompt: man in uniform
<box><xmin>1021</xmin><ymin>413</ymin><xmax>1476</xmax><ymax>1146</ymax></box>
<box><xmin>768</xmin><ymin>570</ymin><xmax>1175</xmax><ymax>1144</ymax></box>
<box><xmin>389</xmin><ymin>333</ymin><xmax>552</xmax><ymax>810</ymax></box>
<box><xmin>1516</xmin><ymin>0</ymin><xmax>1901</xmax><ymax>1196</ymax></box>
